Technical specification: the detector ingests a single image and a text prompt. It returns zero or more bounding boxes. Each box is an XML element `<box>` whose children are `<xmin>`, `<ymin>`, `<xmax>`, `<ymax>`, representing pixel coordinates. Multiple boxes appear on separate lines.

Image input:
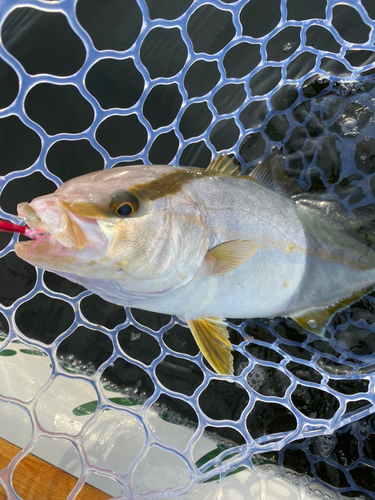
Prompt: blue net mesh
<box><xmin>1</xmin><ymin>0</ymin><xmax>375</xmax><ymax>498</ymax></box>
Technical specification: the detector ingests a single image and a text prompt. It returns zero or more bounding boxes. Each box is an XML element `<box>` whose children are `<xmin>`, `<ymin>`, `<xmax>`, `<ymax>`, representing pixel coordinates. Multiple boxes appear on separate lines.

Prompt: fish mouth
<box><xmin>15</xmin><ymin>199</ymin><xmax>109</xmax><ymax>262</ymax></box>
<box><xmin>17</xmin><ymin>203</ymin><xmax>49</xmax><ymax>235</ymax></box>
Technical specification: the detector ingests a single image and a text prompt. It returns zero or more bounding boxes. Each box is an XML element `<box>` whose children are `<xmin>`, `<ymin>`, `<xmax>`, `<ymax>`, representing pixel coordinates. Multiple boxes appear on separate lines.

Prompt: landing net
<box><xmin>0</xmin><ymin>0</ymin><xmax>375</xmax><ymax>498</ymax></box>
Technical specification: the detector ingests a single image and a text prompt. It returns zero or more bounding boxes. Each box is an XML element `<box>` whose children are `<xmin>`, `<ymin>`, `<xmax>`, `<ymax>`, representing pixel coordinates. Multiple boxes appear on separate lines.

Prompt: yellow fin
<box><xmin>205</xmin><ymin>240</ymin><xmax>260</xmax><ymax>276</ymax></box>
<box><xmin>207</xmin><ymin>154</ymin><xmax>241</xmax><ymax>176</ymax></box>
<box><xmin>294</xmin><ymin>310</ymin><xmax>331</xmax><ymax>335</ymax></box>
<box><xmin>294</xmin><ymin>283</ymin><xmax>375</xmax><ymax>335</ymax></box>
<box><xmin>188</xmin><ymin>317</ymin><xmax>233</xmax><ymax>375</ymax></box>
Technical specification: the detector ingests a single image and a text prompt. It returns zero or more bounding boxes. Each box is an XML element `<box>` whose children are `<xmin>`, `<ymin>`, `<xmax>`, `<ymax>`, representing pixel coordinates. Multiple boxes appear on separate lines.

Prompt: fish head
<box><xmin>14</xmin><ymin>165</ymin><xmax>209</xmax><ymax>298</ymax></box>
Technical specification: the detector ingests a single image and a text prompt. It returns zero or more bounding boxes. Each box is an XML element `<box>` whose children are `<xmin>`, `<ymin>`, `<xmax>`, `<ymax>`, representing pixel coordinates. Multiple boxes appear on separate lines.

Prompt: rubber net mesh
<box><xmin>0</xmin><ymin>0</ymin><xmax>375</xmax><ymax>498</ymax></box>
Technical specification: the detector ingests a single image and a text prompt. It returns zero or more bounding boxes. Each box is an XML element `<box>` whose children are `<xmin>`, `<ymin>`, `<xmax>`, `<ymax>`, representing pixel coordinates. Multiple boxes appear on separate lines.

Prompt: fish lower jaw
<box><xmin>15</xmin><ymin>236</ymin><xmax>71</xmax><ymax>259</ymax></box>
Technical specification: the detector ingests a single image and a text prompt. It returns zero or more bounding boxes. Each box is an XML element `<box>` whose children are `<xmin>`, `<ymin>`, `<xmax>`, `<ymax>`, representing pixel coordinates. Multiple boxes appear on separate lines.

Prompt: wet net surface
<box><xmin>0</xmin><ymin>0</ymin><xmax>375</xmax><ymax>498</ymax></box>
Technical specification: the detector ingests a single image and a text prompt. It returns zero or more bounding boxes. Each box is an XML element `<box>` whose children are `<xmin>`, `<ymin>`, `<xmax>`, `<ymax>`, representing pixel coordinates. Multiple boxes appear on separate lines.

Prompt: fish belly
<box><xmin>161</xmin><ymin>249</ymin><xmax>308</xmax><ymax>318</ymax></box>
<box><xmin>140</xmin><ymin>177</ymin><xmax>310</xmax><ymax>318</ymax></box>
<box><xmin>152</xmin><ymin>177</ymin><xmax>375</xmax><ymax>321</ymax></box>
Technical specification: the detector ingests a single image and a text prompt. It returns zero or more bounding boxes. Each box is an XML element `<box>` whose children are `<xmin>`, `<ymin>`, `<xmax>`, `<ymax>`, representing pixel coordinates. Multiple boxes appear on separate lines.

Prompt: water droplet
<box><xmin>311</xmin><ymin>489</ymin><xmax>323</xmax><ymax>499</ymax></box>
<box><xmin>307</xmin><ymin>319</ymin><xmax>317</xmax><ymax>329</ymax></box>
<box><xmin>300</xmin><ymin>474</ymin><xmax>309</xmax><ymax>485</ymax></box>
<box><xmin>130</xmin><ymin>331</ymin><xmax>141</xmax><ymax>341</ymax></box>
<box><xmin>341</xmin><ymin>117</ymin><xmax>358</xmax><ymax>137</ymax></box>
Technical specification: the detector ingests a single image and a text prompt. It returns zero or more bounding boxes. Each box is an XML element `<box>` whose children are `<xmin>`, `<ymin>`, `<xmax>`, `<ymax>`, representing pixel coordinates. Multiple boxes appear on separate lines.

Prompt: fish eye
<box><xmin>111</xmin><ymin>191</ymin><xmax>140</xmax><ymax>217</ymax></box>
<box><xmin>116</xmin><ymin>202</ymin><xmax>134</xmax><ymax>217</ymax></box>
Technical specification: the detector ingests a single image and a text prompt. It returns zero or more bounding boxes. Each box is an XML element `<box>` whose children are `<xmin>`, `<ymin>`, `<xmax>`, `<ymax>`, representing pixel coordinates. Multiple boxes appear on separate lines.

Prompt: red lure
<box><xmin>0</xmin><ymin>219</ymin><xmax>44</xmax><ymax>239</ymax></box>
<box><xmin>0</xmin><ymin>219</ymin><xmax>27</xmax><ymax>234</ymax></box>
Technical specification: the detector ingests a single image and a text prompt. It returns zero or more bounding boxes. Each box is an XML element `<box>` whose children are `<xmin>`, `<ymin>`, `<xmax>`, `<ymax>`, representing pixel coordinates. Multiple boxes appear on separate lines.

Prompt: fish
<box><xmin>14</xmin><ymin>154</ymin><xmax>375</xmax><ymax>376</ymax></box>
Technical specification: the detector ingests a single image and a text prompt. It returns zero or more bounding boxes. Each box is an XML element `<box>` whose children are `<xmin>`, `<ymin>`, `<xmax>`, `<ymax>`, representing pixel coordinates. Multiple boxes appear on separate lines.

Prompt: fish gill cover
<box><xmin>0</xmin><ymin>0</ymin><xmax>375</xmax><ymax>498</ymax></box>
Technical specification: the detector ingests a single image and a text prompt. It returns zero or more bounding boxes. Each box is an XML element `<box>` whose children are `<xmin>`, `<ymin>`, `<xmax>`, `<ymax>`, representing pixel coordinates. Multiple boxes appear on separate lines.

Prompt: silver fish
<box><xmin>14</xmin><ymin>155</ymin><xmax>375</xmax><ymax>375</ymax></box>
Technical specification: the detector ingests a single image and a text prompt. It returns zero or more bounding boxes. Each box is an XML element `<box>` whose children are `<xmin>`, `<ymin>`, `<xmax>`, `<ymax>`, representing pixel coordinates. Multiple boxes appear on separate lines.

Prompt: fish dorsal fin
<box><xmin>204</xmin><ymin>240</ymin><xmax>260</xmax><ymax>277</ymax></box>
<box><xmin>207</xmin><ymin>154</ymin><xmax>241</xmax><ymax>176</ymax></box>
<box><xmin>248</xmin><ymin>154</ymin><xmax>302</xmax><ymax>197</ymax></box>
<box><xmin>294</xmin><ymin>283</ymin><xmax>375</xmax><ymax>335</ymax></box>
<box><xmin>187</xmin><ymin>317</ymin><xmax>233</xmax><ymax>375</ymax></box>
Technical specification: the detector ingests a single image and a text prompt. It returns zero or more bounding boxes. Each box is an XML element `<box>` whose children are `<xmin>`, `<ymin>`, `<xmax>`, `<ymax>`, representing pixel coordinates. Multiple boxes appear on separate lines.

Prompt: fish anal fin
<box><xmin>294</xmin><ymin>310</ymin><xmax>331</xmax><ymax>335</ymax></box>
<box><xmin>294</xmin><ymin>283</ymin><xmax>375</xmax><ymax>335</ymax></box>
<box><xmin>249</xmin><ymin>154</ymin><xmax>302</xmax><ymax>197</ymax></box>
<box><xmin>205</xmin><ymin>240</ymin><xmax>260</xmax><ymax>277</ymax></box>
<box><xmin>188</xmin><ymin>317</ymin><xmax>234</xmax><ymax>375</ymax></box>
<box><xmin>207</xmin><ymin>154</ymin><xmax>241</xmax><ymax>176</ymax></box>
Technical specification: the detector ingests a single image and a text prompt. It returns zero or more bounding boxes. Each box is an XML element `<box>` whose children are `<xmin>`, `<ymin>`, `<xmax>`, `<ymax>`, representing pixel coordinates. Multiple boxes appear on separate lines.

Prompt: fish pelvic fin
<box><xmin>207</xmin><ymin>154</ymin><xmax>241</xmax><ymax>176</ymax></box>
<box><xmin>204</xmin><ymin>239</ymin><xmax>260</xmax><ymax>277</ymax></box>
<box><xmin>187</xmin><ymin>317</ymin><xmax>234</xmax><ymax>375</ymax></box>
<box><xmin>293</xmin><ymin>283</ymin><xmax>375</xmax><ymax>336</ymax></box>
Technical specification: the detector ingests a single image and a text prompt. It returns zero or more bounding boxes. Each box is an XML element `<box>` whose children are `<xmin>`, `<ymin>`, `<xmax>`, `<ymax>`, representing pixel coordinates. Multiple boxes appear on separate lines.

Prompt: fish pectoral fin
<box><xmin>293</xmin><ymin>283</ymin><xmax>375</xmax><ymax>336</ymax></box>
<box><xmin>188</xmin><ymin>317</ymin><xmax>234</xmax><ymax>375</ymax></box>
<box><xmin>204</xmin><ymin>240</ymin><xmax>260</xmax><ymax>277</ymax></box>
